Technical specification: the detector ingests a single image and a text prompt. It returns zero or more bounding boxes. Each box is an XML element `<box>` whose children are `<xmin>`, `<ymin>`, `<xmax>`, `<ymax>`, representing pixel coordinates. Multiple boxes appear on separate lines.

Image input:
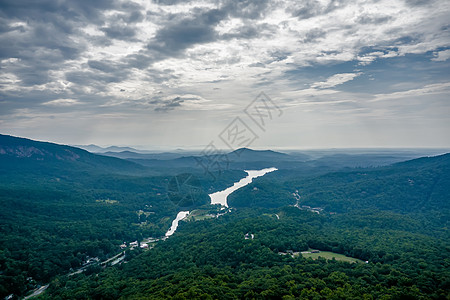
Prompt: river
<box><xmin>24</xmin><ymin>167</ymin><xmax>277</xmax><ymax>298</ymax></box>
<box><xmin>165</xmin><ymin>211</ymin><xmax>190</xmax><ymax>237</ymax></box>
<box><xmin>164</xmin><ymin>167</ymin><xmax>277</xmax><ymax>237</ymax></box>
<box><xmin>209</xmin><ymin>167</ymin><xmax>278</xmax><ymax>207</ymax></box>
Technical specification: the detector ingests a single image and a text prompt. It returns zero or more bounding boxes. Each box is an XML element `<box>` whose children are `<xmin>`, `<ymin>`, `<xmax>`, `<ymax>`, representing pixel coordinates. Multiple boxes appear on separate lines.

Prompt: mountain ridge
<box><xmin>0</xmin><ymin>134</ymin><xmax>145</xmax><ymax>175</ymax></box>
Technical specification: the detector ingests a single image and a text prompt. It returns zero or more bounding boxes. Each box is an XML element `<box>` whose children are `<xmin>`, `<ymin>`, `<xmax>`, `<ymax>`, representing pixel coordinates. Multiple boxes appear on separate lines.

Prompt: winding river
<box><xmin>164</xmin><ymin>167</ymin><xmax>278</xmax><ymax>237</ymax></box>
<box><xmin>165</xmin><ymin>211</ymin><xmax>190</xmax><ymax>237</ymax></box>
<box><xmin>209</xmin><ymin>167</ymin><xmax>278</xmax><ymax>207</ymax></box>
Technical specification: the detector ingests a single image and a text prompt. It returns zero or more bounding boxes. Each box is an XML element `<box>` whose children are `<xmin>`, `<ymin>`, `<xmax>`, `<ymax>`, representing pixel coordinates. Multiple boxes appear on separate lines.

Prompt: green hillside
<box><xmin>1</xmin><ymin>135</ymin><xmax>449</xmax><ymax>299</ymax></box>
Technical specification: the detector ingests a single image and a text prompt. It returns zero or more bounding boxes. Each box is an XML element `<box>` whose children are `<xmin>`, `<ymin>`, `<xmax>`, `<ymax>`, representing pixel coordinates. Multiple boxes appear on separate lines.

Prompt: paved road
<box><xmin>23</xmin><ymin>284</ymin><xmax>49</xmax><ymax>299</ymax></box>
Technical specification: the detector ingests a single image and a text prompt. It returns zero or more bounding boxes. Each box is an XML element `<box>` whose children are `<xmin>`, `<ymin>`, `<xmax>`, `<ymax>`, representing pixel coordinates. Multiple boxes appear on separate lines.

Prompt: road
<box><xmin>23</xmin><ymin>284</ymin><xmax>49</xmax><ymax>299</ymax></box>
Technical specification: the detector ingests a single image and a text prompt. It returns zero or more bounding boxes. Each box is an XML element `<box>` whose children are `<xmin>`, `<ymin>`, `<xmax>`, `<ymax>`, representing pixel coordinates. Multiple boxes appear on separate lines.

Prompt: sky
<box><xmin>0</xmin><ymin>0</ymin><xmax>449</xmax><ymax>150</ymax></box>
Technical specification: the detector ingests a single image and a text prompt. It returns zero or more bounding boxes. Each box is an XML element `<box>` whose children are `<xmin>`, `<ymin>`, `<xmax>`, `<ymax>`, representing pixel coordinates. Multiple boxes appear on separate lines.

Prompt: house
<box><xmin>244</xmin><ymin>233</ymin><xmax>254</xmax><ymax>240</ymax></box>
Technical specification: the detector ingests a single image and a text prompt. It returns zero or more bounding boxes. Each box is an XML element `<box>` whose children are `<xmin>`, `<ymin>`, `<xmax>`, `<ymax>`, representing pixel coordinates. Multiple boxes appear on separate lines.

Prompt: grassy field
<box><xmin>301</xmin><ymin>250</ymin><xmax>364</xmax><ymax>263</ymax></box>
<box><xmin>185</xmin><ymin>209</ymin><xmax>215</xmax><ymax>221</ymax></box>
<box><xmin>96</xmin><ymin>199</ymin><xmax>119</xmax><ymax>204</ymax></box>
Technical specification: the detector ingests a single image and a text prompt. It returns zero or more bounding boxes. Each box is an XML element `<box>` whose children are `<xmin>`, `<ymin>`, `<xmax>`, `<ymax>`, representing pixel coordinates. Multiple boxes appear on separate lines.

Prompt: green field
<box><xmin>301</xmin><ymin>250</ymin><xmax>365</xmax><ymax>263</ymax></box>
<box><xmin>185</xmin><ymin>209</ymin><xmax>215</xmax><ymax>221</ymax></box>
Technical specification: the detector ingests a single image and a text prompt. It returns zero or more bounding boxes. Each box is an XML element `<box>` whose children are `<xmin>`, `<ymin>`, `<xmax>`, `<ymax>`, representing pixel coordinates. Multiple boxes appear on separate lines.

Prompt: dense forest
<box><xmin>0</xmin><ymin>135</ymin><xmax>244</xmax><ymax>297</ymax></box>
<box><xmin>42</xmin><ymin>207</ymin><xmax>449</xmax><ymax>299</ymax></box>
<box><xmin>1</xmin><ymin>135</ymin><xmax>449</xmax><ymax>299</ymax></box>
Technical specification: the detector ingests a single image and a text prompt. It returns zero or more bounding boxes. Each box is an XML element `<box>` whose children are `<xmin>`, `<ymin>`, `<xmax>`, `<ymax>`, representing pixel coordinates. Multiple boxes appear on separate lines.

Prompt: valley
<box><xmin>2</xmin><ymin>1</ymin><xmax>449</xmax><ymax>298</ymax></box>
<box><xmin>0</xmin><ymin>134</ymin><xmax>449</xmax><ymax>299</ymax></box>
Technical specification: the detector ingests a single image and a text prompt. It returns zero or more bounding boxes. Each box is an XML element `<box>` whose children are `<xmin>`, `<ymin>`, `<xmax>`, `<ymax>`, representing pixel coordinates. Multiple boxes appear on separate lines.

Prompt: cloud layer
<box><xmin>0</xmin><ymin>0</ymin><xmax>449</xmax><ymax>148</ymax></box>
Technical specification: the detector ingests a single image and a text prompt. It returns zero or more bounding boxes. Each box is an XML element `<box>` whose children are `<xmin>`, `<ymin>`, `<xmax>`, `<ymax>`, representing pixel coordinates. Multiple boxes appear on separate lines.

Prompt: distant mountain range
<box><xmin>73</xmin><ymin>144</ymin><xmax>144</xmax><ymax>153</ymax></box>
<box><xmin>0</xmin><ymin>135</ymin><xmax>300</xmax><ymax>175</ymax></box>
<box><xmin>3</xmin><ymin>134</ymin><xmax>449</xmax><ymax>174</ymax></box>
<box><xmin>101</xmin><ymin>150</ymin><xmax>197</xmax><ymax>160</ymax></box>
<box><xmin>228</xmin><ymin>148</ymin><xmax>292</xmax><ymax>161</ymax></box>
<box><xmin>73</xmin><ymin>144</ymin><xmax>198</xmax><ymax>155</ymax></box>
<box><xmin>0</xmin><ymin>134</ymin><xmax>145</xmax><ymax>176</ymax></box>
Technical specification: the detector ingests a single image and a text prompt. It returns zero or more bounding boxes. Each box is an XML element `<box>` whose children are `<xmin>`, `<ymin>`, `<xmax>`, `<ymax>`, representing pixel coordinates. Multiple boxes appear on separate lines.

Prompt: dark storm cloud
<box><xmin>302</xmin><ymin>28</ymin><xmax>327</xmax><ymax>43</ymax></box>
<box><xmin>0</xmin><ymin>21</ymin><xmax>81</xmax><ymax>61</ymax></box>
<box><xmin>0</xmin><ymin>0</ymin><xmax>115</xmax><ymax>87</ymax></box>
<box><xmin>152</xmin><ymin>0</ymin><xmax>198</xmax><ymax>5</ymax></box>
<box><xmin>0</xmin><ymin>21</ymin><xmax>83</xmax><ymax>86</ymax></box>
<box><xmin>145</xmin><ymin>1</ymin><xmax>272</xmax><ymax>60</ymax></box>
<box><xmin>88</xmin><ymin>60</ymin><xmax>124</xmax><ymax>73</ymax></box>
<box><xmin>147</xmin><ymin>8</ymin><xmax>226</xmax><ymax>57</ymax></box>
<box><xmin>404</xmin><ymin>0</ymin><xmax>435</xmax><ymax>6</ymax></box>
<box><xmin>118</xmin><ymin>2</ymin><xmax>145</xmax><ymax>23</ymax></box>
<box><xmin>123</xmin><ymin>53</ymin><xmax>155</xmax><ymax>70</ymax></box>
<box><xmin>0</xmin><ymin>0</ymin><xmax>274</xmax><ymax>96</ymax></box>
<box><xmin>222</xmin><ymin>23</ymin><xmax>277</xmax><ymax>40</ymax></box>
<box><xmin>266</xmin><ymin>50</ymin><xmax>290</xmax><ymax>64</ymax></box>
<box><xmin>288</xmin><ymin>0</ymin><xmax>348</xmax><ymax>19</ymax></box>
<box><xmin>99</xmin><ymin>2</ymin><xmax>144</xmax><ymax>41</ymax></box>
<box><xmin>66</xmin><ymin>70</ymin><xmax>129</xmax><ymax>86</ymax></box>
<box><xmin>146</xmin><ymin>69</ymin><xmax>179</xmax><ymax>84</ymax></box>
<box><xmin>222</xmin><ymin>0</ymin><xmax>270</xmax><ymax>20</ymax></box>
<box><xmin>0</xmin><ymin>0</ymin><xmax>117</xmax><ymax>25</ymax></box>
<box><xmin>100</xmin><ymin>24</ymin><xmax>138</xmax><ymax>41</ymax></box>
<box><xmin>0</xmin><ymin>0</ymin><xmax>151</xmax><ymax>106</ymax></box>
<box><xmin>154</xmin><ymin>96</ymin><xmax>184</xmax><ymax>112</ymax></box>
<box><xmin>357</xmin><ymin>14</ymin><xmax>392</xmax><ymax>25</ymax></box>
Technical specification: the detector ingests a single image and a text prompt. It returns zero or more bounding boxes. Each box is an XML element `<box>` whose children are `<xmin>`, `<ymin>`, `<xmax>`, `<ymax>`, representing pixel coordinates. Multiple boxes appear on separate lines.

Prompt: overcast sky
<box><xmin>1</xmin><ymin>0</ymin><xmax>449</xmax><ymax>150</ymax></box>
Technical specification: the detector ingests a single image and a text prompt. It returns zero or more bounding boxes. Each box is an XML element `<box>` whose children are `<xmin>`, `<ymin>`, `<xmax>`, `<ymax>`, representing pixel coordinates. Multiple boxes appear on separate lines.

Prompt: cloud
<box><xmin>311</xmin><ymin>73</ymin><xmax>361</xmax><ymax>89</ymax></box>
<box><xmin>100</xmin><ymin>24</ymin><xmax>138</xmax><ymax>41</ymax></box>
<box><xmin>42</xmin><ymin>98</ymin><xmax>81</xmax><ymax>106</ymax></box>
<box><xmin>147</xmin><ymin>8</ymin><xmax>226</xmax><ymax>58</ymax></box>
<box><xmin>287</xmin><ymin>0</ymin><xmax>346</xmax><ymax>20</ymax></box>
<box><xmin>154</xmin><ymin>96</ymin><xmax>184</xmax><ymax>112</ymax></box>
<box><xmin>88</xmin><ymin>60</ymin><xmax>123</xmax><ymax>73</ymax></box>
<box><xmin>356</xmin><ymin>14</ymin><xmax>392</xmax><ymax>25</ymax></box>
<box><xmin>148</xmin><ymin>93</ymin><xmax>232</xmax><ymax>112</ymax></box>
<box><xmin>0</xmin><ymin>0</ymin><xmax>449</xmax><ymax>149</ymax></box>
<box><xmin>221</xmin><ymin>23</ymin><xmax>276</xmax><ymax>40</ymax></box>
<box><xmin>432</xmin><ymin>49</ymin><xmax>450</xmax><ymax>61</ymax></box>
<box><xmin>371</xmin><ymin>82</ymin><xmax>450</xmax><ymax>101</ymax></box>
<box><xmin>65</xmin><ymin>70</ymin><xmax>128</xmax><ymax>85</ymax></box>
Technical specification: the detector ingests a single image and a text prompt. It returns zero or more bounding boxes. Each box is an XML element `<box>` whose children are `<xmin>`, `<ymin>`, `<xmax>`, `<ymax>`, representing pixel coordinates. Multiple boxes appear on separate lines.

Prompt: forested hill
<box><xmin>393</xmin><ymin>151</ymin><xmax>450</xmax><ymax>168</ymax></box>
<box><xmin>285</xmin><ymin>152</ymin><xmax>450</xmax><ymax>213</ymax></box>
<box><xmin>228</xmin><ymin>152</ymin><xmax>450</xmax><ymax>226</ymax></box>
<box><xmin>0</xmin><ymin>134</ymin><xmax>145</xmax><ymax>176</ymax></box>
<box><xmin>228</xmin><ymin>148</ymin><xmax>293</xmax><ymax>161</ymax></box>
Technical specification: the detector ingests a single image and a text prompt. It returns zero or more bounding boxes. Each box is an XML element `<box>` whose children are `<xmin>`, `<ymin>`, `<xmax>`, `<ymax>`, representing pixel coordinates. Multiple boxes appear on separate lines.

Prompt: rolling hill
<box><xmin>0</xmin><ymin>134</ymin><xmax>146</xmax><ymax>177</ymax></box>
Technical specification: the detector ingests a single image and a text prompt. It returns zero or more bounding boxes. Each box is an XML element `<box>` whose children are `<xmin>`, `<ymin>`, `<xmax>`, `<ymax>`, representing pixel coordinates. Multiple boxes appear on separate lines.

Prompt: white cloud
<box><xmin>311</xmin><ymin>73</ymin><xmax>361</xmax><ymax>89</ymax></box>
<box><xmin>42</xmin><ymin>99</ymin><xmax>81</xmax><ymax>106</ymax></box>
<box><xmin>432</xmin><ymin>49</ymin><xmax>450</xmax><ymax>61</ymax></box>
<box><xmin>371</xmin><ymin>82</ymin><xmax>450</xmax><ymax>101</ymax></box>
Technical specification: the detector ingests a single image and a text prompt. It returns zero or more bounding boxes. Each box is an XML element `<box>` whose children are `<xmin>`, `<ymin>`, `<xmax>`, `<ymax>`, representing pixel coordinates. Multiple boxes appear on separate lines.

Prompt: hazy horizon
<box><xmin>4</xmin><ymin>133</ymin><xmax>450</xmax><ymax>156</ymax></box>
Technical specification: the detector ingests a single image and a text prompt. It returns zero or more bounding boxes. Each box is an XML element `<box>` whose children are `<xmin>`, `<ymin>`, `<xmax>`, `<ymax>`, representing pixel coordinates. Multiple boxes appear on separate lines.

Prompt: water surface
<box><xmin>209</xmin><ymin>167</ymin><xmax>277</xmax><ymax>207</ymax></box>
